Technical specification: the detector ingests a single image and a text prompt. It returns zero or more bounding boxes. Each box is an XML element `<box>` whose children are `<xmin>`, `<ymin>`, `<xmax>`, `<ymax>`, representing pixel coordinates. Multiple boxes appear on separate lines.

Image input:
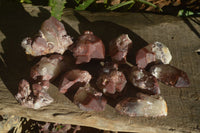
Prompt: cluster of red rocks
<box><xmin>16</xmin><ymin>17</ymin><xmax>189</xmax><ymax>117</ymax></box>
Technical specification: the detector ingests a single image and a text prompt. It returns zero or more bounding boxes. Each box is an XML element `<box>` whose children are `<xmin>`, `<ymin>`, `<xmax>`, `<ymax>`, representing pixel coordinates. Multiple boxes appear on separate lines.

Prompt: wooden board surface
<box><xmin>0</xmin><ymin>3</ymin><xmax>200</xmax><ymax>133</ymax></box>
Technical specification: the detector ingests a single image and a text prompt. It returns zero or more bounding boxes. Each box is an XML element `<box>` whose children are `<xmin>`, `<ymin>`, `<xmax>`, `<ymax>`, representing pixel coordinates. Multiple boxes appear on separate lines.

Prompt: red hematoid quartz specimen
<box><xmin>72</xmin><ymin>31</ymin><xmax>105</xmax><ymax>64</ymax></box>
<box><xmin>129</xmin><ymin>67</ymin><xmax>160</xmax><ymax>95</ymax></box>
<box><xmin>109</xmin><ymin>34</ymin><xmax>132</xmax><ymax>63</ymax></box>
<box><xmin>15</xmin><ymin>79</ymin><xmax>53</xmax><ymax>109</ymax></box>
<box><xmin>74</xmin><ymin>85</ymin><xmax>107</xmax><ymax>111</ymax></box>
<box><xmin>115</xmin><ymin>93</ymin><xmax>167</xmax><ymax>117</ymax></box>
<box><xmin>136</xmin><ymin>42</ymin><xmax>172</xmax><ymax>68</ymax></box>
<box><xmin>59</xmin><ymin>69</ymin><xmax>92</xmax><ymax>94</ymax></box>
<box><xmin>150</xmin><ymin>64</ymin><xmax>190</xmax><ymax>88</ymax></box>
<box><xmin>21</xmin><ymin>16</ymin><xmax>73</xmax><ymax>56</ymax></box>
<box><xmin>97</xmin><ymin>69</ymin><xmax>127</xmax><ymax>94</ymax></box>
<box><xmin>30</xmin><ymin>54</ymin><xmax>65</xmax><ymax>81</ymax></box>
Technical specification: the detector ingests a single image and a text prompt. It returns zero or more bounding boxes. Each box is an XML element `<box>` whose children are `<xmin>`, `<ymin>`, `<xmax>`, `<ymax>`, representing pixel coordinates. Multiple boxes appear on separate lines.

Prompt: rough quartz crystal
<box><xmin>97</xmin><ymin>70</ymin><xmax>127</xmax><ymax>94</ymax></box>
<box><xmin>30</xmin><ymin>54</ymin><xmax>65</xmax><ymax>81</ymax></box>
<box><xmin>21</xmin><ymin>17</ymin><xmax>73</xmax><ymax>56</ymax></box>
<box><xmin>15</xmin><ymin>79</ymin><xmax>53</xmax><ymax>109</ymax></box>
<box><xmin>109</xmin><ymin>34</ymin><xmax>132</xmax><ymax>63</ymax></box>
<box><xmin>72</xmin><ymin>31</ymin><xmax>105</xmax><ymax>64</ymax></box>
<box><xmin>115</xmin><ymin>93</ymin><xmax>167</xmax><ymax>117</ymax></box>
<box><xmin>136</xmin><ymin>42</ymin><xmax>172</xmax><ymax>68</ymax></box>
<box><xmin>129</xmin><ymin>67</ymin><xmax>160</xmax><ymax>95</ymax></box>
<box><xmin>150</xmin><ymin>64</ymin><xmax>190</xmax><ymax>88</ymax></box>
<box><xmin>59</xmin><ymin>69</ymin><xmax>92</xmax><ymax>94</ymax></box>
<box><xmin>74</xmin><ymin>85</ymin><xmax>107</xmax><ymax>111</ymax></box>
<box><xmin>15</xmin><ymin>79</ymin><xmax>31</xmax><ymax>102</ymax></box>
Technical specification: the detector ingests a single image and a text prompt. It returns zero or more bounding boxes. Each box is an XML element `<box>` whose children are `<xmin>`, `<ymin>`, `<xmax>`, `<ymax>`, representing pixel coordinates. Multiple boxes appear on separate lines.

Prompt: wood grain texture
<box><xmin>0</xmin><ymin>4</ymin><xmax>200</xmax><ymax>133</ymax></box>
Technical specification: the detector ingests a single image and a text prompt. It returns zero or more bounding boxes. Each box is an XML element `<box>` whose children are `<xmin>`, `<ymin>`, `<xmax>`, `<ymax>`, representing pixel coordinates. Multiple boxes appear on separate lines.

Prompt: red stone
<box><xmin>97</xmin><ymin>70</ymin><xmax>127</xmax><ymax>94</ymax></box>
<box><xmin>16</xmin><ymin>79</ymin><xmax>31</xmax><ymax>101</ymax></box>
<box><xmin>136</xmin><ymin>47</ymin><xmax>156</xmax><ymax>68</ymax></box>
<box><xmin>21</xmin><ymin>17</ymin><xmax>73</xmax><ymax>56</ymax></box>
<box><xmin>32</xmin><ymin>80</ymin><xmax>50</xmax><ymax>95</ymax></box>
<box><xmin>115</xmin><ymin>93</ymin><xmax>167</xmax><ymax>117</ymax></box>
<box><xmin>30</xmin><ymin>54</ymin><xmax>65</xmax><ymax>81</ymax></box>
<box><xmin>15</xmin><ymin>79</ymin><xmax>53</xmax><ymax>109</ymax></box>
<box><xmin>129</xmin><ymin>67</ymin><xmax>160</xmax><ymax>95</ymax></box>
<box><xmin>150</xmin><ymin>64</ymin><xmax>190</xmax><ymax>88</ymax></box>
<box><xmin>109</xmin><ymin>34</ymin><xmax>132</xmax><ymax>63</ymax></box>
<box><xmin>136</xmin><ymin>42</ymin><xmax>172</xmax><ymax>69</ymax></box>
<box><xmin>72</xmin><ymin>31</ymin><xmax>105</xmax><ymax>64</ymax></box>
<box><xmin>74</xmin><ymin>85</ymin><xmax>107</xmax><ymax>111</ymax></box>
<box><xmin>59</xmin><ymin>69</ymin><xmax>92</xmax><ymax>94</ymax></box>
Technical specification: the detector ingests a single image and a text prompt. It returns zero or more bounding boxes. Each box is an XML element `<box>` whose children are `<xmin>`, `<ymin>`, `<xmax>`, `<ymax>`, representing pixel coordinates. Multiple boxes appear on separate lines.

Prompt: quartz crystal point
<box><xmin>15</xmin><ymin>79</ymin><xmax>53</xmax><ymax>109</ymax></box>
<box><xmin>150</xmin><ymin>64</ymin><xmax>190</xmax><ymax>88</ymax></box>
<box><xmin>74</xmin><ymin>85</ymin><xmax>107</xmax><ymax>111</ymax></box>
<box><xmin>97</xmin><ymin>70</ymin><xmax>127</xmax><ymax>94</ymax></box>
<box><xmin>136</xmin><ymin>42</ymin><xmax>172</xmax><ymax>68</ymax></box>
<box><xmin>115</xmin><ymin>93</ymin><xmax>167</xmax><ymax>117</ymax></box>
<box><xmin>59</xmin><ymin>69</ymin><xmax>92</xmax><ymax>94</ymax></box>
<box><xmin>109</xmin><ymin>34</ymin><xmax>132</xmax><ymax>63</ymax></box>
<box><xmin>72</xmin><ymin>31</ymin><xmax>105</xmax><ymax>64</ymax></box>
<box><xmin>129</xmin><ymin>67</ymin><xmax>160</xmax><ymax>95</ymax></box>
<box><xmin>21</xmin><ymin>17</ymin><xmax>73</xmax><ymax>56</ymax></box>
<box><xmin>30</xmin><ymin>54</ymin><xmax>65</xmax><ymax>81</ymax></box>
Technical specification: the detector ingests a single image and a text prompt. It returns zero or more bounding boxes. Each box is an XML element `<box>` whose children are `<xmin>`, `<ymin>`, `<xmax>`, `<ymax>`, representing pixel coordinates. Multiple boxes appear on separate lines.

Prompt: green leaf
<box><xmin>177</xmin><ymin>9</ymin><xmax>199</xmax><ymax>17</ymax></box>
<box><xmin>20</xmin><ymin>0</ymin><xmax>32</xmax><ymax>4</ymax></box>
<box><xmin>136</xmin><ymin>0</ymin><xmax>162</xmax><ymax>11</ymax></box>
<box><xmin>75</xmin><ymin>0</ymin><xmax>96</xmax><ymax>11</ymax></box>
<box><xmin>49</xmin><ymin>0</ymin><xmax>66</xmax><ymax>21</ymax></box>
<box><xmin>74</xmin><ymin>0</ymin><xmax>81</xmax><ymax>4</ymax></box>
<box><xmin>137</xmin><ymin>0</ymin><xmax>156</xmax><ymax>8</ymax></box>
<box><xmin>128</xmin><ymin>2</ymin><xmax>135</xmax><ymax>10</ymax></box>
<box><xmin>107</xmin><ymin>0</ymin><xmax>135</xmax><ymax>11</ymax></box>
<box><xmin>177</xmin><ymin>10</ymin><xmax>185</xmax><ymax>16</ymax></box>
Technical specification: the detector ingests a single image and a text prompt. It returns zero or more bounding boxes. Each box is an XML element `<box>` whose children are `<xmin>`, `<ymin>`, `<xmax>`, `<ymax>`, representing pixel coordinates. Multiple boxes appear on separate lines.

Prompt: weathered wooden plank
<box><xmin>0</xmin><ymin>4</ymin><xmax>200</xmax><ymax>133</ymax></box>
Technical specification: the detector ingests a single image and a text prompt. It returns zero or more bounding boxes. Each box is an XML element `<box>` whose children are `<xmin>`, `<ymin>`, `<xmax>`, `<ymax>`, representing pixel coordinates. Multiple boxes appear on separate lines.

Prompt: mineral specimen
<box><xmin>30</xmin><ymin>54</ymin><xmax>65</xmax><ymax>81</ymax></box>
<box><xmin>136</xmin><ymin>42</ymin><xmax>172</xmax><ymax>68</ymax></box>
<box><xmin>59</xmin><ymin>69</ymin><xmax>92</xmax><ymax>94</ymax></box>
<box><xmin>72</xmin><ymin>31</ymin><xmax>105</xmax><ymax>64</ymax></box>
<box><xmin>15</xmin><ymin>79</ymin><xmax>31</xmax><ymax>102</ymax></box>
<box><xmin>74</xmin><ymin>85</ymin><xmax>107</xmax><ymax>111</ymax></box>
<box><xmin>136</xmin><ymin>47</ymin><xmax>156</xmax><ymax>69</ymax></box>
<box><xmin>21</xmin><ymin>16</ymin><xmax>73</xmax><ymax>56</ymax></box>
<box><xmin>149</xmin><ymin>64</ymin><xmax>190</xmax><ymax>88</ymax></box>
<box><xmin>101</xmin><ymin>61</ymin><xmax>118</xmax><ymax>74</ymax></box>
<box><xmin>115</xmin><ymin>93</ymin><xmax>167</xmax><ymax>117</ymax></box>
<box><xmin>32</xmin><ymin>80</ymin><xmax>50</xmax><ymax>95</ymax></box>
<box><xmin>129</xmin><ymin>67</ymin><xmax>160</xmax><ymax>95</ymax></box>
<box><xmin>15</xmin><ymin>79</ymin><xmax>53</xmax><ymax>109</ymax></box>
<box><xmin>32</xmin><ymin>86</ymin><xmax>54</xmax><ymax>109</ymax></box>
<box><xmin>97</xmin><ymin>70</ymin><xmax>127</xmax><ymax>94</ymax></box>
<box><xmin>109</xmin><ymin>34</ymin><xmax>132</xmax><ymax>63</ymax></box>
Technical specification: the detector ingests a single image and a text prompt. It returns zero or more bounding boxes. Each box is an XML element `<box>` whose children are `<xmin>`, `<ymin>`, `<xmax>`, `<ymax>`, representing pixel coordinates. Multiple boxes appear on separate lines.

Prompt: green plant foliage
<box><xmin>137</xmin><ymin>0</ymin><xmax>156</xmax><ymax>8</ymax></box>
<box><xmin>107</xmin><ymin>0</ymin><xmax>135</xmax><ymax>11</ymax></box>
<box><xmin>74</xmin><ymin>0</ymin><xmax>81</xmax><ymax>4</ymax></box>
<box><xmin>18</xmin><ymin>0</ymin><xmax>162</xmax><ymax>19</ymax></box>
<box><xmin>75</xmin><ymin>0</ymin><xmax>96</xmax><ymax>10</ymax></box>
<box><xmin>178</xmin><ymin>9</ymin><xmax>200</xmax><ymax>17</ymax></box>
<box><xmin>137</xmin><ymin>0</ymin><xmax>162</xmax><ymax>11</ymax></box>
<box><xmin>49</xmin><ymin>0</ymin><xmax>66</xmax><ymax>21</ymax></box>
<box><xmin>20</xmin><ymin>0</ymin><xmax>32</xmax><ymax>4</ymax></box>
<box><xmin>106</xmin><ymin>0</ymin><xmax>159</xmax><ymax>11</ymax></box>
